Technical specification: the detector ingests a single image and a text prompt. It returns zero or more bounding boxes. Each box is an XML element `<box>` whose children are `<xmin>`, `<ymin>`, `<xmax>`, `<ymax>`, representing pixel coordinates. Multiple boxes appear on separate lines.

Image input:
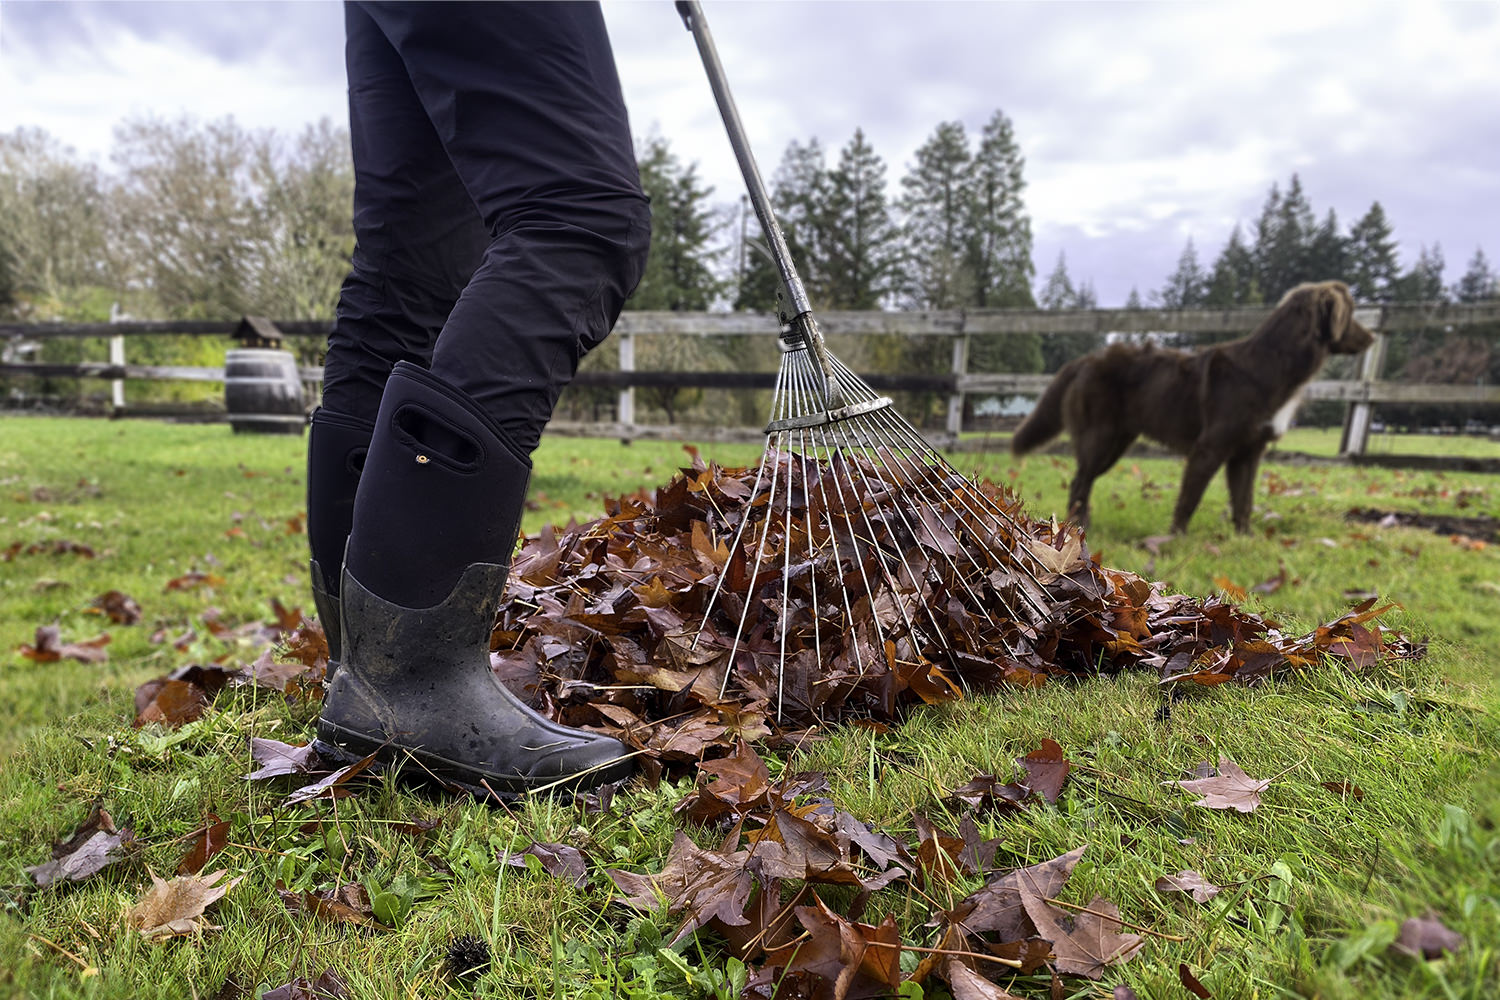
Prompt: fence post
<box><xmin>108</xmin><ymin>302</ymin><xmax>126</xmax><ymax>415</ymax></box>
<box><xmin>617</xmin><ymin>330</ymin><xmax>635</xmax><ymax>441</ymax></box>
<box><xmin>1339</xmin><ymin>306</ymin><xmax>1387</xmax><ymax>457</ymax></box>
<box><xmin>945</xmin><ymin>313</ymin><xmax>969</xmax><ymax>444</ymax></box>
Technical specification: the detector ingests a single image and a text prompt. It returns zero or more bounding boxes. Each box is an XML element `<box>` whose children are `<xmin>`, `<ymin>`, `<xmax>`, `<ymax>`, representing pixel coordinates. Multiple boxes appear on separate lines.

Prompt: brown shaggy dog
<box><xmin>1011</xmin><ymin>280</ymin><xmax>1374</xmax><ymax>534</ymax></box>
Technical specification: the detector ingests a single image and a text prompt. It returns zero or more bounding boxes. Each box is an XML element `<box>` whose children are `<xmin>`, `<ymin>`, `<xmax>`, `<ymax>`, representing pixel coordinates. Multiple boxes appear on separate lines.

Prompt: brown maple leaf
<box><xmin>127</xmin><ymin>868</ymin><xmax>242</xmax><ymax>939</ymax></box>
<box><xmin>1016</xmin><ymin>738</ymin><xmax>1071</xmax><ymax>804</ymax></box>
<box><xmin>26</xmin><ymin>807</ymin><xmax>135</xmax><ymax>887</ymax></box>
<box><xmin>1018</xmin><ymin>889</ymin><xmax>1144</xmax><ymax>979</ymax></box>
<box><xmin>1167</xmin><ymin>756</ymin><xmax>1270</xmax><ymax>813</ymax></box>
<box><xmin>950</xmin><ymin>845</ymin><xmax>1087</xmax><ymax>941</ymax></box>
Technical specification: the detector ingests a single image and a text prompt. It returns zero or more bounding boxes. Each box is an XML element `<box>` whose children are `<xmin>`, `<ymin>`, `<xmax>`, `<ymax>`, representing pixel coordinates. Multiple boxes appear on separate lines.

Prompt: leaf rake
<box><xmin>676</xmin><ymin>1</ymin><xmax>1057</xmax><ymax>721</ymax></box>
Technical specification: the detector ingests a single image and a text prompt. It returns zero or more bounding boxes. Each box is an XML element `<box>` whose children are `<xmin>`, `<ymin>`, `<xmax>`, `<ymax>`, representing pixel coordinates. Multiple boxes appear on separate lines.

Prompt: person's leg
<box><xmin>318</xmin><ymin>2</ymin><xmax>646</xmax><ymax>794</ymax></box>
<box><xmin>309</xmin><ymin>2</ymin><xmax>488</xmax><ymax>659</ymax></box>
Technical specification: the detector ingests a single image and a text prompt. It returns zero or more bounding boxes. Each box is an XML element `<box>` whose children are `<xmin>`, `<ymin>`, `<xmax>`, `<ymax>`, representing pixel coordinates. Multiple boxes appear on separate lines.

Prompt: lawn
<box><xmin>1</xmin><ymin>414</ymin><xmax>1496</xmax><ymax>999</ymax></box>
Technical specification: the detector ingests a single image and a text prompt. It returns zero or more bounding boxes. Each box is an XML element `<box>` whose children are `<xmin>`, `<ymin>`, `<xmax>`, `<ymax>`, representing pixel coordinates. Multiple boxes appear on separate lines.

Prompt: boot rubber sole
<box><xmin>313</xmin><ymin>719</ymin><xmax>633</xmax><ymax>802</ymax></box>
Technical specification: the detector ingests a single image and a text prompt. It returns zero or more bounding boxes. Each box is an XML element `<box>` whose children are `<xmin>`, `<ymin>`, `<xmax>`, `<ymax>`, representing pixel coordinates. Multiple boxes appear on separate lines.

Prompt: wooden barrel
<box><xmin>224</xmin><ymin>348</ymin><xmax>306</xmax><ymax>434</ymax></box>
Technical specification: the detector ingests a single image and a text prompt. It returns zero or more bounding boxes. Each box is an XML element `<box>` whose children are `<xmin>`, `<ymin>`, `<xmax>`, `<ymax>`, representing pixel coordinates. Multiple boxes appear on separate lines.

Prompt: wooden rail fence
<box><xmin>3</xmin><ymin>301</ymin><xmax>1498</xmax><ymax>455</ymax></box>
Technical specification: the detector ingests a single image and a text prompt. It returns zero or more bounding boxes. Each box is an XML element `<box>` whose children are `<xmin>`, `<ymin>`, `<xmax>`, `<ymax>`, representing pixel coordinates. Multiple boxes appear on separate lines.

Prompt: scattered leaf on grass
<box><xmin>1320</xmin><ymin>780</ymin><xmax>1366</xmax><ymax>801</ymax></box>
<box><xmin>165</xmin><ymin>571</ymin><xmax>226</xmax><ymax>592</ymax></box>
<box><xmin>1018</xmin><ymin>889</ymin><xmax>1144</xmax><ymax>979</ymax></box>
<box><xmin>127</xmin><ymin>868</ymin><xmax>242</xmax><ymax>939</ymax></box>
<box><xmin>133</xmin><ymin>678</ymin><xmax>209</xmax><ymax>729</ymax></box>
<box><xmin>284</xmin><ymin>751</ymin><xmax>379</xmax><ymax>806</ymax></box>
<box><xmin>1389</xmin><ymin>914</ymin><xmax>1464</xmax><ymax>959</ymax></box>
<box><xmin>26</xmin><ymin>807</ymin><xmax>135</xmax><ymax>887</ymax></box>
<box><xmin>261</xmin><ymin>970</ymin><xmax>348</xmax><ymax>1000</ymax></box>
<box><xmin>276</xmin><ymin>882</ymin><xmax>387</xmax><ymax>929</ymax></box>
<box><xmin>945</xmin><ymin>962</ymin><xmax>1027</xmax><ymax>999</ymax></box>
<box><xmin>1016</xmin><ymin>738</ymin><xmax>1071</xmax><ymax>803</ymax></box>
<box><xmin>245</xmin><ymin>737</ymin><xmax>324</xmax><ymax>780</ymax></box>
<box><xmin>1167</xmin><ymin>757</ymin><xmax>1270</xmax><ymax>813</ymax></box>
<box><xmin>89</xmin><ymin>590</ymin><xmax>142</xmax><ymax>624</ymax></box>
<box><xmin>177</xmin><ymin>814</ymin><xmax>231</xmax><ymax>875</ymax></box>
<box><xmin>498</xmin><ymin>842</ymin><xmax>588</xmax><ymax>889</ymax></box>
<box><xmin>18</xmin><ymin>625</ymin><xmax>110</xmax><ymax>663</ymax></box>
<box><xmin>1179</xmin><ymin>961</ymin><xmax>1212</xmax><ymax>997</ymax></box>
<box><xmin>1154</xmin><ymin>870</ymin><xmax>1221</xmax><ymax>904</ymax></box>
<box><xmin>947</xmin><ymin>846</ymin><xmax>1087</xmax><ymax>942</ymax></box>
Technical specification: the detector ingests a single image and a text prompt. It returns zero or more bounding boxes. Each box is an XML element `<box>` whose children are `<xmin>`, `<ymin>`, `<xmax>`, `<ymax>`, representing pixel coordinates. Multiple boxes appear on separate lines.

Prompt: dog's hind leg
<box><xmin>1225</xmin><ymin>440</ymin><xmax>1270</xmax><ymax>534</ymax></box>
<box><xmin>1067</xmin><ymin>428</ymin><xmax>1136</xmax><ymax>529</ymax></box>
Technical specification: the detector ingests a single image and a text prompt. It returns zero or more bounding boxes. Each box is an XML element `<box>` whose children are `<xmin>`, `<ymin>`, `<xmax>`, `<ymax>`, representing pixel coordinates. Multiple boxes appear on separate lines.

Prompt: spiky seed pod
<box><xmin>444</xmin><ymin>934</ymin><xmax>490</xmax><ymax>981</ymax></box>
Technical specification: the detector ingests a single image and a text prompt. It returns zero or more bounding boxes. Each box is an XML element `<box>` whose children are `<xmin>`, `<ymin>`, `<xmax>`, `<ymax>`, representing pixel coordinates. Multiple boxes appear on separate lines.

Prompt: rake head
<box><xmin>691</xmin><ymin>323</ymin><xmax>1061</xmax><ymax>722</ymax></box>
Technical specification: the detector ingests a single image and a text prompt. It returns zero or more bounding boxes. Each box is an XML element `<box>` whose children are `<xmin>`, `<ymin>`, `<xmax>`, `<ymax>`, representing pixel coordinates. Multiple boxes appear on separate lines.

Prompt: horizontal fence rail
<box><xmin>4</xmin><ymin>302</ymin><xmax>1499</xmax><ymax>455</ymax></box>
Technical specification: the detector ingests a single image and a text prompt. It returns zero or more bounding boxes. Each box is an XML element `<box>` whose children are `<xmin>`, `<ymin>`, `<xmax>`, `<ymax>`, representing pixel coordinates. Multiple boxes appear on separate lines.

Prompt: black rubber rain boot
<box><xmin>313</xmin><ymin>362</ymin><xmax>632</xmax><ymax>797</ymax></box>
<box><xmin>307</xmin><ymin>409</ymin><xmax>374</xmax><ymax>667</ymax></box>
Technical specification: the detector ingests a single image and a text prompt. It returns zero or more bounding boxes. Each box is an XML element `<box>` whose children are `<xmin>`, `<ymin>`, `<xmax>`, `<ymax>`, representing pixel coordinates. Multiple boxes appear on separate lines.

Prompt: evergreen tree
<box><xmin>630</xmin><ymin>135</ymin><xmax>721</xmax><ymax>311</ymax></box>
<box><xmin>822</xmin><ymin>128</ymin><xmax>897</xmax><ymax>309</ymax></box>
<box><xmin>735</xmin><ymin>138</ymin><xmax>828</xmax><ymax>311</ymax></box>
<box><xmin>897</xmin><ymin>121</ymin><xmax>973</xmax><ymax>309</ymax></box>
<box><xmin>1346</xmin><ymin>201</ymin><xmax>1400</xmax><ymax>303</ymax></box>
<box><xmin>1454</xmin><ymin>247</ymin><xmax>1498</xmax><ymax>302</ymax></box>
<box><xmin>1124</xmin><ymin>286</ymin><xmax>1144</xmax><ymax>309</ymax></box>
<box><xmin>1157</xmin><ymin>237</ymin><xmax>1207</xmax><ymax>308</ymax></box>
<box><xmin>964</xmin><ymin>110</ymin><xmax>1035</xmax><ymax>308</ymax></box>
<box><xmin>1203</xmin><ymin>225</ymin><xmax>1261</xmax><ymax>306</ymax></box>
<box><xmin>1037</xmin><ymin>251</ymin><xmax>1102</xmax><ymax>371</ymax></box>
<box><xmin>1393</xmin><ymin>243</ymin><xmax>1447</xmax><ymax>303</ymax></box>
<box><xmin>1254</xmin><ymin>174</ymin><xmax>1316</xmax><ymax>300</ymax></box>
<box><xmin>1038</xmin><ymin>251</ymin><xmax>1076</xmax><ymax>310</ymax></box>
<box><xmin>1306</xmin><ymin>208</ymin><xmax>1350</xmax><ymax>284</ymax></box>
<box><xmin>626</xmin><ymin>135</ymin><xmax>727</xmax><ymax>423</ymax></box>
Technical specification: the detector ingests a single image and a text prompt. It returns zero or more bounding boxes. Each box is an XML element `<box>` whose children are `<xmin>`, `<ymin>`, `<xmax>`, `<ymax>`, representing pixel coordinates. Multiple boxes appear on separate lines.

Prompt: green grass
<box><xmin>2</xmin><ymin>415</ymin><xmax>1497</xmax><ymax>999</ymax></box>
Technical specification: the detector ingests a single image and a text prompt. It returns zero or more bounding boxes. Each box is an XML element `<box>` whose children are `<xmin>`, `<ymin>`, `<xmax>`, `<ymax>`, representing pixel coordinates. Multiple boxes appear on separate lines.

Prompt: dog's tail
<box><xmin>1011</xmin><ymin>362</ymin><xmax>1079</xmax><ymax>456</ymax></box>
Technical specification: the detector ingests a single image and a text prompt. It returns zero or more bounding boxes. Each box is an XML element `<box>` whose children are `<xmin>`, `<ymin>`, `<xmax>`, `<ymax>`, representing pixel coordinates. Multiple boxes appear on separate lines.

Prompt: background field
<box><xmin>1</xmin><ymin>415</ymin><xmax>1497</xmax><ymax>999</ymax></box>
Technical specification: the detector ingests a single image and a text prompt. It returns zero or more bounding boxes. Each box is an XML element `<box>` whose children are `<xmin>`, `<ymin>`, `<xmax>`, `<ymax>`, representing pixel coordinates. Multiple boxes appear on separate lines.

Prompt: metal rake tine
<box><xmin>787</xmin><ymin>353</ymin><xmax>915</xmax><ymax>674</ymax></box>
<box><xmin>789</xmin><ymin>352</ymin><xmax>884</xmax><ymax>679</ymax></box>
<box><xmin>807</xmin><ymin>368</ymin><xmax>966</xmax><ymax>673</ymax></box>
<box><xmin>826</xmin><ymin>355</ymin><xmax>1055</xmax><ymax>612</ymax></box>
<box><xmin>694</xmin><ymin>360</ymin><xmax>787</xmax><ymax>652</ymax></box>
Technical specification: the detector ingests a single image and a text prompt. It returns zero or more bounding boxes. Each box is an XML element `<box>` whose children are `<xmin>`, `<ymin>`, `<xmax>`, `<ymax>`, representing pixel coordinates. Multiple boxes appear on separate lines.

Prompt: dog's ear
<box><xmin>1317</xmin><ymin>282</ymin><xmax>1352</xmax><ymax>345</ymax></box>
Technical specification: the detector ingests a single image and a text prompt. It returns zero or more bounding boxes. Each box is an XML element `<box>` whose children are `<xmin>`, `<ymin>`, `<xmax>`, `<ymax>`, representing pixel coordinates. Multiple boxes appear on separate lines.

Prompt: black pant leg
<box><xmin>322</xmin><ymin>1</ymin><xmax>489</xmax><ymax>424</ymax></box>
<box><xmin>357</xmin><ymin>1</ymin><xmax>651</xmax><ymax>452</ymax></box>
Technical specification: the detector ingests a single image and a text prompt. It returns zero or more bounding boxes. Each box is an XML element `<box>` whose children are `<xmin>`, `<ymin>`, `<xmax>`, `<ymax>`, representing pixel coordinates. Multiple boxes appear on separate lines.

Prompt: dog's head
<box><xmin>1281</xmin><ymin>280</ymin><xmax>1375</xmax><ymax>355</ymax></box>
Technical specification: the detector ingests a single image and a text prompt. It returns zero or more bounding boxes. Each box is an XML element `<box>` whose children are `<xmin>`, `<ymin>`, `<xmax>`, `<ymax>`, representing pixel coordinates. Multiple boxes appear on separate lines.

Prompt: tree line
<box><xmin>2</xmin><ymin>115</ymin><xmax>1495</xmax><ymax>425</ymax></box>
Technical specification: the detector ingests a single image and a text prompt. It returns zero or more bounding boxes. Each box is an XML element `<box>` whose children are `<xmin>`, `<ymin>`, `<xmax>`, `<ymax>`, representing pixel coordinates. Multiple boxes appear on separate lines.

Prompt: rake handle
<box><xmin>675</xmin><ymin>1</ymin><xmax>843</xmax><ymax>408</ymax></box>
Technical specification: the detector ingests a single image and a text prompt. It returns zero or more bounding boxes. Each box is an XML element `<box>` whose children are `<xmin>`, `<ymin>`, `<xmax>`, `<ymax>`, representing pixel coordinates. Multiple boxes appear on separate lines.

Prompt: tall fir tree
<box><xmin>1254</xmin><ymin>173</ymin><xmax>1316</xmax><ymax>300</ymax></box>
<box><xmin>1157</xmin><ymin>237</ymin><xmax>1207</xmax><ymax>308</ymax></box>
<box><xmin>734</xmin><ymin>138</ymin><xmax>829</xmax><ymax>311</ymax></box>
<box><xmin>1124</xmin><ymin>286</ymin><xmax>1144</xmax><ymax>309</ymax></box>
<box><xmin>1203</xmin><ymin>225</ymin><xmax>1261</xmax><ymax>306</ymax></box>
<box><xmin>896</xmin><ymin>121</ymin><xmax>973</xmax><ymax>309</ymax></box>
<box><xmin>1346</xmin><ymin>201</ymin><xmax>1400</xmax><ymax>303</ymax></box>
<box><xmin>1393</xmin><ymin>243</ymin><xmax>1447</xmax><ymax>303</ymax></box>
<box><xmin>1306</xmin><ymin>208</ymin><xmax>1350</xmax><ymax>284</ymax></box>
<box><xmin>1454</xmin><ymin>247</ymin><xmax>1498</xmax><ymax>302</ymax></box>
<box><xmin>629</xmin><ymin>135</ymin><xmax>721</xmax><ymax>311</ymax></box>
<box><xmin>964</xmin><ymin>109</ymin><xmax>1035</xmax><ymax>308</ymax></box>
<box><xmin>1037</xmin><ymin>251</ymin><xmax>1102</xmax><ymax>371</ymax></box>
<box><xmin>822</xmin><ymin>128</ymin><xmax>897</xmax><ymax>309</ymax></box>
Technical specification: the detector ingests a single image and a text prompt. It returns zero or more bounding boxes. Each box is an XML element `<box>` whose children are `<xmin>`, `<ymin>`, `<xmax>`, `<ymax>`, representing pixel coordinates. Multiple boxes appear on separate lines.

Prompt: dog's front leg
<box><xmin>1225</xmin><ymin>441</ymin><xmax>1269</xmax><ymax>534</ymax></box>
<box><xmin>1172</xmin><ymin>441</ymin><xmax>1230</xmax><ymax>534</ymax></box>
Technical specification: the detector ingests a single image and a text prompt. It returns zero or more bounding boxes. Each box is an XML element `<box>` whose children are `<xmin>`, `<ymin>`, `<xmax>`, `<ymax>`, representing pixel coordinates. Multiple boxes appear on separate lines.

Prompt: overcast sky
<box><xmin>2</xmin><ymin>0</ymin><xmax>1496</xmax><ymax>305</ymax></box>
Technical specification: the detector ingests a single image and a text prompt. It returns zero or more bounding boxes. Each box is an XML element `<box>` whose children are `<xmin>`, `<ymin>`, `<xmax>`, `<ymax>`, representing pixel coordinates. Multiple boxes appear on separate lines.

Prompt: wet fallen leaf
<box><xmin>276</xmin><ymin>881</ymin><xmax>387</xmax><ymax>929</ymax></box>
<box><xmin>1154</xmin><ymin>870</ymin><xmax>1221</xmax><ymax>904</ymax></box>
<box><xmin>498</xmin><ymin>841</ymin><xmax>588</xmax><ymax>889</ymax></box>
<box><xmin>261</xmin><ymin>970</ymin><xmax>348</xmax><ymax>1000</ymax></box>
<box><xmin>90</xmin><ymin>589</ymin><xmax>142</xmax><ymax>624</ymax></box>
<box><xmin>1179</xmin><ymin>962</ymin><xmax>1212</xmax><ymax>997</ymax></box>
<box><xmin>1167</xmin><ymin>757</ymin><xmax>1270</xmax><ymax>813</ymax></box>
<box><xmin>18</xmin><ymin>624</ymin><xmax>110</xmax><ymax>663</ymax></box>
<box><xmin>127</xmin><ymin>869</ymin><xmax>242</xmax><ymax>939</ymax></box>
<box><xmin>26</xmin><ymin>807</ymin><xmax>135</xmax><ymax>887</ymax></box>
<box><xmin>177</xmin><ymin>814</ymin><xmax>232</xmax><ymax>875</ymax></box>
<box><xmin>1018</xmin><ymin>889</ymin><xmax>1144</xmax><ymax>979</ymax></box>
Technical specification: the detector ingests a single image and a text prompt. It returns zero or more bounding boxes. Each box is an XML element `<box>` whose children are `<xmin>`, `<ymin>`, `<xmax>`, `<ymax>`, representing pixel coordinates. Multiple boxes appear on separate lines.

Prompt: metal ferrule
<box><xmin>765</xmin><ymin>396</ymin><xmax>894</xmax><ymax>432</ymax></box>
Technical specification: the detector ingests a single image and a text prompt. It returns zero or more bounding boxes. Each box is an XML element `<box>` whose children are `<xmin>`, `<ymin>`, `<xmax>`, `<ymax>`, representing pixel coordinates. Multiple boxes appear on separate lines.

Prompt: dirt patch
<box><xmin>1346</xmin><ymin>507</ymin><xmax>1500</xmax><ymax>542</ymax></box>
